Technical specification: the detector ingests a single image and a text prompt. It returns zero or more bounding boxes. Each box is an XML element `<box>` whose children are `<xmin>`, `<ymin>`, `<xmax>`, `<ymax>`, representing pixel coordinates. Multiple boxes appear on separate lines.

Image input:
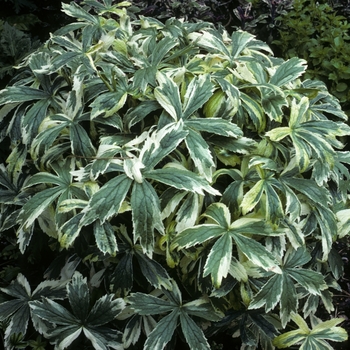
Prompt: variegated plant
<box><xmin>0</xmin><ymin>0</ymin><xmax>349</xmax><ymax>349</ymax></box>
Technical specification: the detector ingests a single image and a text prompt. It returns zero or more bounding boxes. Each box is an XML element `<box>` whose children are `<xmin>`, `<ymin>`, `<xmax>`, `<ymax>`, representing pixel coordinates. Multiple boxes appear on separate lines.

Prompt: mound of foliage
<box><xmin>228</xmin><ymin>0</ymin><xmax>350</xmax><ymax>117</ymax></box>
<box><xmin>0</xmin><ymin>0</ymin><xmax>350</xmax><ymax>349</ymax></box>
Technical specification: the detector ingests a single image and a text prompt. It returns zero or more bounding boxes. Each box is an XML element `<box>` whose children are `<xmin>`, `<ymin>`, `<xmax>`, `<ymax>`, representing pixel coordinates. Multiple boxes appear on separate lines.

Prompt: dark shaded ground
<box><xmin>330</xmin><ymin>239</ymin><xmax>350</xmax><ymax>350</ymax></box>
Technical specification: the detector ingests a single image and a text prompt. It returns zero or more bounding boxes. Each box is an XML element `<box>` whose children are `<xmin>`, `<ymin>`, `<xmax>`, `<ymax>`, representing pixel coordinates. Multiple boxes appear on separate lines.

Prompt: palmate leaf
<box><xmin>90</xmin><ymin>90</ymin><xmax>128</xmax><ymax>119</ymax></box>
<box><xmin>30</xmin><ymin>272</ymin><xmax>125</xmax><ymax>350</ymax></box>
<box><xmin>0</xmin><ymin>274</ymin><xmax>66</xmax><ymax>342</ymax></box>
<box><xmin>62</xmin><ymin>2</ymin><xmax>99</xmax><ymax>25</ymax></box>
<box><xmin>128</xmin><ymin>280</ymin><xmax>222</xmax><ymax>350</ymax></box>
<box><xmin>172</xmin><ymin>203</ymin><xmax>280</xmax><ymax>287</ymax></box>
<box><xmin>179</xmin><ymin>311</ymin><xmax>211</xmax><ymax>350</ymax></box>
<box><xmin>17</xmin><ymin>159</ymin><xmax>80</xmax><ymax>242</ymax></box>
<box><xmin>144</xmin><ymin>309</ymin><xmax>179</xmax><ymax>350</ymax></box>
<box><xmin>249</xmin><ymin>248</ymin><xmax>327</xmax><ymax>327</ymax></box>
<box><xmin>203</xmin><ymin>233</ymin><xmax>232</xmax><ymax>288</ymax></box>
<box><xmin>135</xmin><ymin>251</ymin><xmax>173</xmax><ymax>290</ymax></box>
<box><xmin>273</xmin><ymin>313</ymin><xmax>348</xmax><ymax>349</ymax></box>
<box><xmin>266</xmin><ymin>97</ymin><xmax>349</xmax><ymax>173</ymax></box>
<box><xmin>230</xmin><ymin>30</ymin><xmax>255</xmax><ymax>58</ymax></box>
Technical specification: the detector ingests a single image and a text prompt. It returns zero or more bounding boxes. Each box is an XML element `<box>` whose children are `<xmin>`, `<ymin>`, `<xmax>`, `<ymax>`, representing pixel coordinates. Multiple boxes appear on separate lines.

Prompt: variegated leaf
<box><xmin>182</xmin><ymin>74</ymin><xmax>214</xmax><ymax>119</ymax></box>
<box><xmin>184</xmin><ymin>128</ymin><xmax>215</xmax><ymax>181</ymax></box>
<box><xmin>81</xmin><ymin>174</ymin><xmax>132</xmax><ymax>225</ymax></box>
<box><xmin>179</xmin><ymin>312</ymin><xmax>210</xmax><ymax>350</ymax></box>
<box><xmin>139</xmin><ymin>122</ymin><xmax>188</xmax><ymax>169</ymax></box>
<box><xmin>145</xmin><ymin>167</ymin><xmax>220</xmax><ymax>196</ymax></box>
<box><xmin>203</xmin><ymin>233</ymin><xmax>232</xmax><ymax>288</ymax></box>
<box><xmin>131</xmin><ymin>180</ymin><xmax>164</xmax><ymax>257</ymax></box>
<box><xmin>154</xmin><ymin>72</ymin><xmax>182</xmax><ymax>121</ymax></box>
<box><xmin>269</xmin><ymin>57</ymin><xmax>307</xmax><ymax>87</ymax></box>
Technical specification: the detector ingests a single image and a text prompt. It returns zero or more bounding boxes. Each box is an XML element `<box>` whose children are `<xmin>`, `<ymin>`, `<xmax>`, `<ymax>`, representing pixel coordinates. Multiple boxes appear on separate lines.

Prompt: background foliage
<box><xmin>0</xmin><ymin>0</ymin><xmax>350</xmax><ymax>349</ymax></box>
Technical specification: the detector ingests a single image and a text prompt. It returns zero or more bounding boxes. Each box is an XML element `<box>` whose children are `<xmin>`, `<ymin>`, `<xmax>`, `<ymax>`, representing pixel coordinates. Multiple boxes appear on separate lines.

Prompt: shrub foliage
<box><xmin>0</xmin><ymin>1</ymin><xmax>349</xmax><ymax>349</ymax></box>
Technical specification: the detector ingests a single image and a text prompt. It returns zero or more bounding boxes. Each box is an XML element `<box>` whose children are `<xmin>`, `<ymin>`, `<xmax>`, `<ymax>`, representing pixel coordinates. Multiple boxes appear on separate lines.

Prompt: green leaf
<box><xmin>269</xmin><ymin>57</ymin><xmax>307</xmax><ymax>87</ymax></box>
<box><xmin>311</xmin><ymin>318</ymin><xmax>348</xmax><ymax>342</ymax></box>
<box><xmin>234</xmin><ymin>233</ymin><xmax>279</xmax><ymax>270</ymax></box>
<box><xmin>241</xmin><ymin>179</ymin><xmax>265</xmax><ymax>215</ymax></box>
<box><xmin>231</xmin><ymin>30</ymin><xmax>255</xmax><ymax>58</ymax></box>
<box><xmin>140</xmin><ymin>122</ymin><xmax>188</xmax><ymax>169</ymax></box>
<box><xmin>62</xmin><ymin>2</ymin><xmax>99</xmax><ymax>24</ymax></box>
<box><xmin>240</xmin><ymin>92</ymin><xmax>266</xmax><ymax>132</ymax></box>
<box><xmin>180</xmin><ymin>311</ymin><xmax>210</xmax><ymax>350</ymax></box>
<box><xmin>18</xmin><ymin>187</ymin><xmax>63</xmax><ymax>231</ymax></box>
<box><xmin>249</xmin><ymin>274</ymin><xmax>283</xmax><ymax>312</ymax></box>
<box><xmin>203</xmin><ymin>202</ymin><xmax>231</xmax><ymax>228</ymax></box>
<box><xmin>144</xmin><ymin>309</ymin><xmax>179</xmax><ymax>350</ymax></box>
<box><xmin>203</xmin><ymin>233</ymin><xmax>232</xmax><ymax>288</ymax></box>
<box><xmin>82</xmin><ymin>174</ymin><xmax>132</xmax><ymax>225</ymax></box>
<box><xmin>135</xmin><ymin>252</ymin><xmax>172</xmax><ymax>290</ymax></box>
<box><xmin>171</xmin><ymin>225</ymin><xmax>224</xmax><ymax>250</ymax></box>
<box><xmin>279</xmin><ymin>273</ymin><xmax>298</xmax><ymax>327</ymax></box>
<box><xmin>145</xmin><ymin>167</ymin><xmax>220</xmax><ymax>196</ymax></box>
<box><xmin>22</xmin><ymin>99</ymin><xmax>51</xmax><ymax>144</ymax></box>
<box><xmin>59</xmin><ymin>213</ymin><xmax>84</xmax><ymax>249</ymax></box>
<box><xmin>182</xmin><ymin>74</ymin><xmax>214</xmax><ymax>119</ymax></box>
<box><xmin>70</xmin><ymin>123</ymin><xmax>96</xmax><ymax>158</ymax></box>
<box><xmin>90</xmin><ymin>90</ymin><xmax>128</xmax><ymax>119</ymax></box>
<box><xmin>185</xmin><ymin>118</ymin><xmax>243</xmax><ymax>138</ymax></box>
<box><xmin>174</xmin><ymin>192</ymin><xmax>200</xmax><ymax>232</ymax></box>
<box><xmin>109</xmin><ymin>251</ymin><xmax>133</xmax><ymax>296</ymax></box>
<box><xmin>86</xmin><ymin>294</ymin><xmax>125</xmax><ymax>326</ymax></box>
<box><xmin>124</xmin><ymin>100</ymin><xmax>160</xmax><ymax>129</ymax></box>
<box><xmin>259</xmin><ymin>85</ymin><xmax>288</xmax><ymax>122</ymax></box>
<box><xmin>67</xmin><ymin>272</ymin><xmax>90</xmax><ymax>321</ymax></box>
<box><xmin>131</xmin><ymin>180</ymin><xmax>164</xmax><ymax>257</ymax></box>
<box><xmin>154</xmin><ymin>72</ymin><xmax>182</xmax><ymax>121</ymax></box>
<box><xmin>128</xmin><ymin>293</ymin><xmax>177</xmax><ymax>315</ymax></box>
<box><xmin>182</xmin><ymin>298</ymin><xmax>223</xmax><ymax>321</ymax></box>
<box><xmin>31</xmin><ymin>297</ymin><xmax>79</xmax><ymax>325</ymax></box>
<box><xmin>188</xmin><ymin>30</ymin><xmax>230</xmax><ymax>57</ymax></box>
<box><xmin>151</xmin><ymin>36</ymin><xmax>179</xmax><ymax>66</ymax></box>
<box><xmin>93</xmin><ymin>221</ymin><xmax>118</xmax><ymax>256</ymax></box>
<box><xmin>287</xmin><ymin>269</ymin><xmax>327</xmax><ymax>295</ymax></box>
<box><xmin>0</xmin><ymin>86</ymin><xmax>50</xmax><ymax>104</ymax></box>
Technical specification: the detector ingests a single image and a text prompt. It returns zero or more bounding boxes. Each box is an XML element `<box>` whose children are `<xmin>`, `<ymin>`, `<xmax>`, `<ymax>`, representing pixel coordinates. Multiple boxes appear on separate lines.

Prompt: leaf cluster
<box><xmin>273</xmin><ymin>0</ymin><xmax>350</xmax><ymax>112</ymax></box>
<box><xmin>0</xmin><ymin>0</ymin><xmax>349</xmax><ymax>349</ymax></box>
<box><xmin>0</xmin><ymin>21</ymin><xmax>40</xmax><ymax>83</ymax></box>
